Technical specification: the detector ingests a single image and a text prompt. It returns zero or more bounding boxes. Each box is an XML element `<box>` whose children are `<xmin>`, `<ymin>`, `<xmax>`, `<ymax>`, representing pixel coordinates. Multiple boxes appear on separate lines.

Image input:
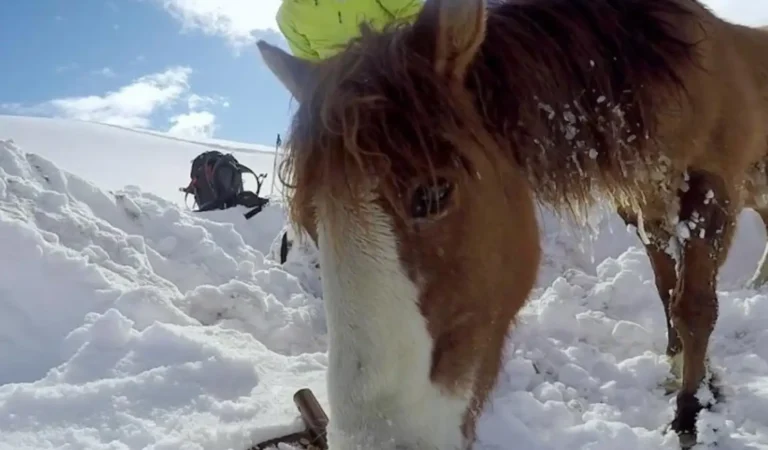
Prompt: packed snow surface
<box><xmin>0</xmin><ymin>115</ymin><xmax>281</xmax><ymax>205</ymax></box>
<box><xmin>0</xmin><ymin>117</ymin><xmax>767</xmax><ymax>449</ymax></box>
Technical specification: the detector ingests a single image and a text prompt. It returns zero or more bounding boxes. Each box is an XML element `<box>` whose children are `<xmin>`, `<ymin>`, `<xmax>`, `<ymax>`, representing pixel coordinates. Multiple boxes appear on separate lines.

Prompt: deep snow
<box><xmin>0</xmin><ymin>118</ymin><xmax>767</xmax><ymax>450</ymax></box>
<box><xmin>0</xmin><ymin>115</ymin><xmax>283</xmax><ymax>205</ymax></box>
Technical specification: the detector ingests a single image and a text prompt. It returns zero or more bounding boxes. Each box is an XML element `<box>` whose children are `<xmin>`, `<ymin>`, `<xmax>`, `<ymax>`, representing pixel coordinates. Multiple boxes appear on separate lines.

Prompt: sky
<box><xmin>0</xmin><ymin>0</ymin><xmax>766</xmax><ymax>147</ymax></box>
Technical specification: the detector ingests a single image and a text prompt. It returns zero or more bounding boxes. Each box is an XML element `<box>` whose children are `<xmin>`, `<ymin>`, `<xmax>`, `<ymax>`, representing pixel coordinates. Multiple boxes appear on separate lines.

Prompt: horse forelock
<box><xmin>279</xmin><ymin>22</ymin><xmax>507</xmax><ymax>236</ymax></box>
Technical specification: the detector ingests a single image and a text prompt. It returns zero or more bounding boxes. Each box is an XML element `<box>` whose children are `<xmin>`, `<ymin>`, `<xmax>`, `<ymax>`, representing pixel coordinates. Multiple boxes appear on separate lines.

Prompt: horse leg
<box><xmin>747</xmin><ymin>207</ymin><xmax>768</xmax><ymax>288</ymax></box>
<box><xmin>616</xmin><ymin>207</ymin><xmax>682</xmax><ymax>391</ymax></box>
<box><xmin>669</xmin><ymin>170</ymin><xmax>735</xmax><ymax>447</ymax></box>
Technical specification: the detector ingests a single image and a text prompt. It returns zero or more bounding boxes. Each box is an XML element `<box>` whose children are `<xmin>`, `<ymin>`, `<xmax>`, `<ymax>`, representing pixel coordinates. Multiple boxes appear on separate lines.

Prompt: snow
<box><xmin>0</xmin><ymin>116</ymin><xmax>767</xmax><ymax>449</ymax></box>
<box><xmin>0</xmin><ymin>115</ymin><xmax>283</xmax><ymax>205</ymax></box>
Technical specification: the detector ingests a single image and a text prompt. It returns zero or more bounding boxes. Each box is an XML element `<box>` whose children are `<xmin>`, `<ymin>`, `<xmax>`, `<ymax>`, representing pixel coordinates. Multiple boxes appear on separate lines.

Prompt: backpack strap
<box><xmin>237</xmin><ymin>162</ymin><xmax>256</xmax><ymax>176</ymax></box>
<box><xmin>279</xmin><ymin>230</ymin><xmax>290</xmax><ymax>264</ymax></box>
<box><xmin>233</xmin><ymin>161</ymin><xmax>271</xmax><ymax>219</ymax></box>
<box><xmin>179</xmin><ymin>179</ymin><xmax>197</xmax><ymax>210</ymax></box>
<box><xmin>237</xmin><ymin>191</ymin><xmax>270</xmax><ymax>219</ymax></box>
<box><xmin>235</xmin><ymin>162</ymin><xmax>268</xmax><ymax>195</ymax></box>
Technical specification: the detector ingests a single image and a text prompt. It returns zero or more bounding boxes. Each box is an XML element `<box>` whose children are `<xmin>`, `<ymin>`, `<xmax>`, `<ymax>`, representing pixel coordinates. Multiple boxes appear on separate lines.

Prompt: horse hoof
<box><xmin>670</xmin><ymin>383</ymin><xmax>721</xmax><ymax>449</ymax></box>
<box><xmin>677</xmin><ymin>431</ymin><xmax>697</xmax><ymax>449</ymax></box>
<box><xmin>670</xmin><ymin>392</ymin><xmax>703</xmax><ymax>440</ymax></box>
<box><xmin>662</xmin><ymin>420</ymin><xmax>696</xmax><ymax>450</ymax></box>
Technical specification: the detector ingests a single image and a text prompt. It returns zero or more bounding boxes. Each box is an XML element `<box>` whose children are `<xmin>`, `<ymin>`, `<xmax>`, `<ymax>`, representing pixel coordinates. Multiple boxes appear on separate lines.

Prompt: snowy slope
<box><xmin>0</xmin><ymin>115</ymin><xmax>283</xmax><ymax>205</ymax></box>
<box><xmin>0</xmin><ymin>120</ymin><xmax>767</xmax><ymax>450</ymax></box>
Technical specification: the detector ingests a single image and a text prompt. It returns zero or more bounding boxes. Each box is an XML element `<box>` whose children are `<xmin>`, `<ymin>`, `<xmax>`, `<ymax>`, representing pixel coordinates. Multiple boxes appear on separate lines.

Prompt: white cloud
<box><xmin>168</xmin><ymin>110</ymin><xmax>217</xmax><ymax>139</ymax></box>
<box><xmin>153</xmin><ymin>0</ymin><xmax>282</xmax><ymax>47</ymax></box>
<box><xmin>187</xmin><ymin>93</ymin><xmax>229</xmax><ymax>110</ymax></box>
<box><xmin>703</xmin><ymin>1</ymin><xmax>768</xmax><ymax>26</ymax></box>
<box><xmin>47</xmin><ymin>67</ymin><xmax>192</xmax><ymax>128</ymax></box>
<box><xmin>3</xmin><ymin>67</ymin><xmax>226</xmax><ymax>139</ymax></box>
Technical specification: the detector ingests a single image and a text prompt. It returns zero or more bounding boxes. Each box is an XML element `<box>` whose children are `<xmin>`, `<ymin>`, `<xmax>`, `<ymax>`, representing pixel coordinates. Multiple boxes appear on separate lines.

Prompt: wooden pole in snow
<box><xmin>248</xmin><ymin>388</ymin><xmax>329</xmax><ymax>450</ymax></box>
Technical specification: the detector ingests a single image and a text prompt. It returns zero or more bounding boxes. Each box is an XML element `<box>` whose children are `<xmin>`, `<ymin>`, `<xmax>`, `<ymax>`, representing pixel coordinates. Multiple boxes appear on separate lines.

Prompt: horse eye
<box><xmin>410</xmin><ymin>178</ymin><xmax>454</xmax><ymax>219</ymax></box>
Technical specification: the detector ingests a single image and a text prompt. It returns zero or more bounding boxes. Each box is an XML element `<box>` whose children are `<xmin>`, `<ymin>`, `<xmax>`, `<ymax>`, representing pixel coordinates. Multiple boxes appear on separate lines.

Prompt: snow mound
<box><xmin>0</xmin><ymin>115</ymin><xmax>283</xmax><ymax>205</ymax></box>
<box><xmin>479</xmin><ymin>248</ymin><xmax>768</xmax><ymax>449</ymax></box>
<box><xmin>0</xmin><ymin>129</ymin><xmax>767</xmax><ymax>450</ymax></box>
<box><xmin>0</xmin><ymin>139</ymin><xmax>326</xmax><ymax>449</ymax></box>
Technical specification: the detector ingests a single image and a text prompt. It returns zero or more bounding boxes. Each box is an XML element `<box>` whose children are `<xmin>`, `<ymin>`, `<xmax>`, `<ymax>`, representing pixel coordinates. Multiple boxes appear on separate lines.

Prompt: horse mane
<box><xmin>280</xmin><ymin>0</ymin><xmax>709</xmax><ymax>230</ymax></box>
<box><xmin>475</xmin><ymin>0</ymin><xmax>707</xmax><ymax>217</ymax></box>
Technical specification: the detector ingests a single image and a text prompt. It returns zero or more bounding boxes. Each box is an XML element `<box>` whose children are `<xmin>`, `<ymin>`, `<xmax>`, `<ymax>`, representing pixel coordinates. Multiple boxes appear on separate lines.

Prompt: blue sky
<box><xmin>0</xmin><ymin>0</ymin><xmax>765</xmax><ymax>147</ymax></box>
<box><xmin>0</xmin><ymin>0</ymin><xmax>290</xmax><ymax>146</ymax></box>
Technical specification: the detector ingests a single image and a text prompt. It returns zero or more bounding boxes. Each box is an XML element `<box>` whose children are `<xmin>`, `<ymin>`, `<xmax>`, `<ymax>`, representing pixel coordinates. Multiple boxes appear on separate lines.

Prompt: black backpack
<box><xmin>180</xmin><ymin>150</ymin><xmax>270</xmax><ymax>220</ymax></box>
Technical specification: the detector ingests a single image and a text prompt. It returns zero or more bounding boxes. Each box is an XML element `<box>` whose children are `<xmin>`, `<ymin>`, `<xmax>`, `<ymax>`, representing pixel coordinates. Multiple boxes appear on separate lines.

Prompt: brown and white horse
<box><xmin>257</xmin><ymin>0</ymin><xmax>768</xmax><ymax>448</ymax></box>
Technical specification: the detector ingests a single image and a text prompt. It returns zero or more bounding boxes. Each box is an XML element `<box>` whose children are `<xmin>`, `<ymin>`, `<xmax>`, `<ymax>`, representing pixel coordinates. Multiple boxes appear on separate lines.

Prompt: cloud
<box><xmin>166</xmin><ymin>92</ymin><xmax>228</xmax><ymax>139</ymax></box>
<box><xmin>168</xmin><ymin>111</ymin><xmax>217</xmax><ymax>139</ymax></box>
<box><xmin>703</xmin><ymin>1</ymin><xmax>768</xmax><ymax>26</ymax></box>
<box><xmin>91</xmin><ymin>67</ymin><xmax>116</xmax><ymax>78</ymax></box>
<box><xmin>187</xmin><ymin>94</ymin><xmax>229</xmax><ymax>110</ymax></box>
<box><xmin>45</xmin><ymin>67</ymin><xmax>191</xmax><ymax>128</ymax></box>
<box><xmin>152</xmin><ymin>0</ymin><xmax>282</xmax><ymax>47</ymax></box>
<box><xmin>2</xmin><ymin>67</ymin><xmax>227</xmax><ymax>139</ymax></box>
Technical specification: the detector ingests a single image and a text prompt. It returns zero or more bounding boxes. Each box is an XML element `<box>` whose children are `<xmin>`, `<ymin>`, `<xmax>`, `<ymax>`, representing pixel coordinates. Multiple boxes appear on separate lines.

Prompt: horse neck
<box><xmin>727</xmin><ymin>23</ymin><xmax>768</xmax><ymax>103</ymax></box>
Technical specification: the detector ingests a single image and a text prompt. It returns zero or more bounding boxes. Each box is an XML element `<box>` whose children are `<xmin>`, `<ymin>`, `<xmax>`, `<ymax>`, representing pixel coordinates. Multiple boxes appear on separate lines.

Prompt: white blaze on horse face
<box><xmin>315</xmin><ymin>195</ymin><xmax>471</xmax><ymax>450</ymax></box>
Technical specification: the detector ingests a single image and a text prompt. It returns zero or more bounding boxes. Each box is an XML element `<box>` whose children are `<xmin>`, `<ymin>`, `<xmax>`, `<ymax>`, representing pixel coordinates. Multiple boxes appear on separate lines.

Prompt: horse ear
<box><xmin>256</xmin><ymin>40</ymin><xmax>316</xmax><ymax>102</ymax></box>
<box><xmin>414</xmin><ymin>0</ymin><xmax>487</xmax><ymax>82</ymax></box>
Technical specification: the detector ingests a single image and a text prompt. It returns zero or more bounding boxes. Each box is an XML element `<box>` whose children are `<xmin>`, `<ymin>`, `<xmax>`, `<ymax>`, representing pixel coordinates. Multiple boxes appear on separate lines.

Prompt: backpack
<box><xmin>180</xmin><ymin>150</ymin><xmax>270</xmax><ymax>220</ymax></box>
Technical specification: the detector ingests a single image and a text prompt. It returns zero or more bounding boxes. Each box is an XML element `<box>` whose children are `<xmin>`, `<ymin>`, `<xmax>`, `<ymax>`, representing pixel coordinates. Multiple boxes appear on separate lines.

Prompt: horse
<box><xmin>256</xmin><ymin>0</ymin><xmax>768</xmax><ymax>448</ymax></box>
